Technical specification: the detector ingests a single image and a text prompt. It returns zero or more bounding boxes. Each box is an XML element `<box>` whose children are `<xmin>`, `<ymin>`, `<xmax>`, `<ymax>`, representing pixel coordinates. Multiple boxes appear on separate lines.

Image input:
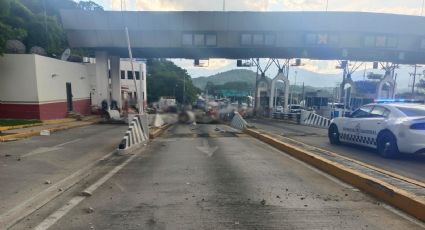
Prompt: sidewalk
<box><xmin>0</xmin><ymin>116</ymin><xmax>101</xmax><ymax>142</ymax></box>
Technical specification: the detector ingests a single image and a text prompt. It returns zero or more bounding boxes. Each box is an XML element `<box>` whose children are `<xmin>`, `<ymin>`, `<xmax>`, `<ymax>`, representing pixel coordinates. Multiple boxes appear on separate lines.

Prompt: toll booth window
<box><xmin>241</xmin><ymin>34</ymin><xmax>252</xmax><ymax>45</ymax></box>
<box><xmin>121</xmin><ymin>70</ymin><xmax>125</xmax><ymax>79</ymax></box>
<box><xmin>206</xmin><ymin>34</ymin><xmax>217</xmax><ymax>46</ymax></box>
<box><xmin>305</xmin><ymin>33</ymin><xmax>317</xmax><ymax>45</ymax></box>
<box><xmin>182</xmin><ymin>33</ymin><xmax>193</xmax><ymax>46</ymax></box>
<box><xmin>386</xmin><ymin>37</ymin><xmax>398</xmax><ymax>48</ymax></box>
<box><xmin>194</xmin><ymin>34</ymin><xmax>205</xmax><ymax>46</ymax></box>
<box><xmin>365</xmin><ymin>35</ymin><xmax>398</xmax><ymax>48</ymax></box>
<box><xmin>375</xmin><ymin>36</ymin><xmax>387</xmax><ymax>47</ymax></box>
<box><xmin>127</xmin><ymin>71</ymin><xmax>134</xmax><ymax>79</ymax></box>
<box><xmin>364</xmin><ymin>36</ymin><xmax>375</xmax><ymax>47</ymax></box>
<box><xmin>265</xmin><ymin>34</ymin><xmax>276</xmax><ymax>46</ymax></box>
<box><xmin>135</xmin><ymin>71</ymin><xmax>140</xmax><ymax>80</ymax></box>
<box><xmin>253</xmin><ymin>34</ymin><xmax>264</xmax><ymax>46</ymax></box>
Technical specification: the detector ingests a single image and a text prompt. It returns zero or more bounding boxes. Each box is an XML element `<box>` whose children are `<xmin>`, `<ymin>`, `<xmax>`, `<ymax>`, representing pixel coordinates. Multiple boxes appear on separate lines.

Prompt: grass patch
<box><xmin>0</xmin><ymin>119</ymin><xmax>42</xmax><ymax>127</ymax></box>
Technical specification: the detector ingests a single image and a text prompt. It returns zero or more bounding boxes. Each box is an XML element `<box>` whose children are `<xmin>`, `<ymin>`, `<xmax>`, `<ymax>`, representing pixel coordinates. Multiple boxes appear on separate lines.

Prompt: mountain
<box><xmin>192</xmin><ymin>65</ymin><xmax>422</xmax><ymax>93</ymax></box>
<box><xmin>193</xmin><ymin>68</ymin><xmax>341</xmax><ymax>89</ymax></box>
<box><xmin>192</xmin><ymin>69</ymin><xmax>256</xmax><ymax>90</ymax></box>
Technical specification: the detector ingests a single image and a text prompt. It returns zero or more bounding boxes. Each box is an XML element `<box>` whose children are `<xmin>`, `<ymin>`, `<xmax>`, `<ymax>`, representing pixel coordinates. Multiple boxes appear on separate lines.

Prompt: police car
<box><xmin>328</xmin><ymin>102</ymin><xmax>425</xmax><ymax>158</ymax></box>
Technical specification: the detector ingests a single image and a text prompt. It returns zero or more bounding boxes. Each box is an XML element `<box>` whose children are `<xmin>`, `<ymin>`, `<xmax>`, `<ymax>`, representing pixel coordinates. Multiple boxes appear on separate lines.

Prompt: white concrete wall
<box><xmin>120</xmin><ymin>60</ymin><xmax>147</xmax><ymax>103</ymax></box>
<box><xmin>0</xmin><ymin>54</ymin><xmax>38</xmax><ymax>102</ymax></box>
<box><xmin>34</xmin><ymin>55</ymin><xmax>94</xmax><ymax>103</ymax></box>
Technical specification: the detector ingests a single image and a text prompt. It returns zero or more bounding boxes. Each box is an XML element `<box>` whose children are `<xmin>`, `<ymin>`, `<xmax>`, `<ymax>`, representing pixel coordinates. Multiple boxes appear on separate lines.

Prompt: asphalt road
<box><xmin>0</xmin><ymin>124</ymin><xmax>128</xmax><ymax>215</ymax></box>
<box><xmin>247</xmin><ymin>118</ymin><xmax>425</xmax><ymax>182</ymax></box>
<box><xmin>25</xmin><ymin>124</ymin><xmax>424</xmax><ymax>230</ymax></box>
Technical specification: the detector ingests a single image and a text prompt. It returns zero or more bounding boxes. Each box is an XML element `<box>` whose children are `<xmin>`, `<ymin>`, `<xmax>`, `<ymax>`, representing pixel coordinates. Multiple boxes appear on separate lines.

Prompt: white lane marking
<box><xmin>0</xmin><ymin>150</ymin><xmax>116</xmax><ymax>229</ymax></box>
<box><xmin>22</xmin><ymin>147</ymin><xmax>62</xmax><ymax>158</ymax></box>
<box><xmin>196</xmin><ymin>139</ymin><xmax>218</xmax><ymax>157</ymax></box>
<box><xmin>22</xmin><ymin>139</ymin><xmax>81</xmax><ymax>158</ymax></box>
<box><xmin>34</xmin><ymin>151</ymin><xmax>140</xmax><ymax>230</ymax></box>
<box><xmin>55</xmin><ymin>138</ymin><xmax>81</xmax><ymax>147</ymax></box>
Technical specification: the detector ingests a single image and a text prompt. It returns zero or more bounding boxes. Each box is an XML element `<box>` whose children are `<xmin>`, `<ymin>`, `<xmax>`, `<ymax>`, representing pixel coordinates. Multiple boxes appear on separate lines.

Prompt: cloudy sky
<box><xmin>89</xmin><ymin>0</ymin><xmax>424</xmax><ymax>79</ymax></box>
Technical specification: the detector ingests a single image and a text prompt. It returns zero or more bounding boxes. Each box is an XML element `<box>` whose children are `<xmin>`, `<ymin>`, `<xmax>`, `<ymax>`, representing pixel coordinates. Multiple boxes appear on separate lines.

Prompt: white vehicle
<box><xmin>288</xmin><ymin>104</ymin><xmax>303</xmax><ymax>114</ymax></box>
<box><xmin>275</xmin><ymin>106</ymin><xmax>284</xmax><ymax>113</ymax></box>
<box><xmin>328</xmin><ymin>103</ymin><xmax>425</xmax><ymax>158</ymax></box>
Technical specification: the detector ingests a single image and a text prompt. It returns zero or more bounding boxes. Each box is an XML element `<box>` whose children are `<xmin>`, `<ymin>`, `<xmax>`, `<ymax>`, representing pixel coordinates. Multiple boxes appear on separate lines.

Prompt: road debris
<box><xmin>40</xmin><ymin>130</ymin><xmax>51</xmax><ymax>136</ymax></box>
<box><xmin>86</xmin><ymin>207</ymin><xmax>95</xmax><ymax>213</ymax></box>
<box><xmin>44</xmin><ymin>180</ymin><xmax>51</xmax><ymax>184</ymax></box>
<box><xmin>81</xmin><ymin>191</ymin><xmax>93</xmax><ymax>197</ymax></box>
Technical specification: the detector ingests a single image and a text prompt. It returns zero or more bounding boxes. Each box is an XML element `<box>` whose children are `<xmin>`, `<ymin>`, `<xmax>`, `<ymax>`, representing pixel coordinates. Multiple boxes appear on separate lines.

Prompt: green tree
<box><xmin>77</xmin><ymin>1</ymin><xmax>103</xmax><ymax>11</ymax></box>
<box><xmin>416</xmin><ymin>79</ymin><xmax>425</xmax><ymax>93</ymax></box>
<box><xmin>147</xmin><ymin>59</ymin><xmax>200</xmax><ymax>104</ymax></box>
<box><xmin>0</xmin><ymin>0</ymin><xmax>101</xmax><ymax>56</ymax></box>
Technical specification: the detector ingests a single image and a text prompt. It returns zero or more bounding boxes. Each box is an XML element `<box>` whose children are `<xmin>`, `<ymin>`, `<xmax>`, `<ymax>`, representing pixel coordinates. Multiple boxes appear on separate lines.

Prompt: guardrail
<box><xmin>300</xmin><ymin>110</ymin><xmax>330</xmax><ymax>129</ymax></box>
<box><xmin>272</xmin><ymin>112</ymin><xmax>301</xmax><ymax>123</ymax></box>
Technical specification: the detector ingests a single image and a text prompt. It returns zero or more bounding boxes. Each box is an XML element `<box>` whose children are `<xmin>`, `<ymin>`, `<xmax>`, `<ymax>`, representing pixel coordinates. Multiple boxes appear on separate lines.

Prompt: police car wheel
<box><xmin>377</xmin><ymin>131</ymin><xmax>399</xmax><ymax>158</ymax></box>
<box><xmin>328</xmin><ymin>124</ymin><xmax>340</xmax><ymax>145</ymax></box>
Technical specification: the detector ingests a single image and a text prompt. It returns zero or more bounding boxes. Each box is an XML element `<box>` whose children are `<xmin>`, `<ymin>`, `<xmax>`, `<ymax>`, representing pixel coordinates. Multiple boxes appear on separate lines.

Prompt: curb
<box><xmin>149</xmin><ymin>124</ymin><xmax>172</xmax><ymax>139</ymax></box>
<box><xmin>0</xmin><ymin>120</ymin><xmax>100</xmax><ymax>142</ymax></box>
<box><xmin>0</xmin><ymin>118</ymin><xmax>78</xmax><ymax>132</ymax></box>
<box><xmin>0</xmin><ymin>147</ymin><xmax>118</xmax><ymax>229</ymax></box>
<box><xmin>244</xmin><ymin>128</ymin><xmax>425</xmax><ymax>222</ymax></box>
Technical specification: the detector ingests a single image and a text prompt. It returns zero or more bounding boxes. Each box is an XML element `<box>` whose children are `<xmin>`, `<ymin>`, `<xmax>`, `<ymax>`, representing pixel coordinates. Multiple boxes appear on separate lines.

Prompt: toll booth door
<box><xmin>66</xmin><ymin>82</ymin><xmax>73</xmax><ymax>112</ymax></box>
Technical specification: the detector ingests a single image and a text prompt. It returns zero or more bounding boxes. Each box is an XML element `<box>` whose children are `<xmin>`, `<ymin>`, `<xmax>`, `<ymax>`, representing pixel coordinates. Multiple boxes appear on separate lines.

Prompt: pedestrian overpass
<box><xmin>60</xmin><ymin>10</ymin><xmax>425</xmax><ymax>113</ymax></box>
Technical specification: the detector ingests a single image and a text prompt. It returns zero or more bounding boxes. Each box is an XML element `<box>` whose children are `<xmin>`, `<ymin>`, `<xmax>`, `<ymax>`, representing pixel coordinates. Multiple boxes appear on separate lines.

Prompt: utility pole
<box><xmin>222</xmin><ymin>0</ymin><xmax>226</xmax><ymax>11</ymax></box>
<box><xmin>325</xmin><ymin>0</ymin><xmax>329</xmax><ymax>12</ymax></box>
<box><xmin>421</xmin><ymin>0</ymin><xmax>425</xmax><ymax>16</ymax></box>
<box><xmin>409</xmin><ymin>64</ymin><xmax>422</xmax><ymax>98</ymax></box>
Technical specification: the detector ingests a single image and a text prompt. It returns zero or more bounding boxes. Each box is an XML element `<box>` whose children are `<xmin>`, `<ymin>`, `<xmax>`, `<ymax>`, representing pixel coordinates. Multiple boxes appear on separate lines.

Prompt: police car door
<box><xmin>340</xmin><ymin>105</ymin><xmax>374</xmax><ymax>146</ymax></box>
<box><xmin>359</xmin><ymin>105</ymin><xmax>390</xmax><ymax>148</ymax></box>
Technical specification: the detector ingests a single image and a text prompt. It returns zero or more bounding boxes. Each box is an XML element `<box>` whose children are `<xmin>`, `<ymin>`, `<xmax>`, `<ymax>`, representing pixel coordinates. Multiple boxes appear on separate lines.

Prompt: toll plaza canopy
<box><xmin>60</xmin><ymin>10</ymin><xmax>425</xmax><ymax>64</ymax></box>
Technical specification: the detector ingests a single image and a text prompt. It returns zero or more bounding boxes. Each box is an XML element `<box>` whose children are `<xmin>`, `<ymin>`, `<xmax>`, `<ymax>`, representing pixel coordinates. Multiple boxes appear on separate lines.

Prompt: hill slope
<box><xmin>192</xmin><ymin>69</ymin><xmax>256</xmax><ymax>90</ymax></box>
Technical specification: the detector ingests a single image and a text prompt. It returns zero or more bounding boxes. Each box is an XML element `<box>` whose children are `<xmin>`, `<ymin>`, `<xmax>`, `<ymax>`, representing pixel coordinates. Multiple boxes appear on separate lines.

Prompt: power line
<box><xmin>421</xmin><ymin>0</ymin><xmax>425</xmax><ymax>16</ymax></box>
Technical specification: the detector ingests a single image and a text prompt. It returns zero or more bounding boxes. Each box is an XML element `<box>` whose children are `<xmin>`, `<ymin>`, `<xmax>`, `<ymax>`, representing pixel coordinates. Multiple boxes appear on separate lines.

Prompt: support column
<box><xmin>95</xmin><ymin>51</ymin><xmax>109</xmax><ymax>107</ymax></box>
<box><xmin>141</xmin><ymin>62</ymin><xmax>147</xmax><ymax>109</ymax></box>
<box><xmin>269</xmin><ymin>80</ymin><xmax>275</xmax><ymax>110</ymax></box>
<box><xmin>283</xmin><ymin>66</ymin><xmax>290</xmax><ymax>113</ymax></box>
<box><xmin>110</xmin><ymin>56</ymin><xmax>122</xmax><ymax>110</ymax></box>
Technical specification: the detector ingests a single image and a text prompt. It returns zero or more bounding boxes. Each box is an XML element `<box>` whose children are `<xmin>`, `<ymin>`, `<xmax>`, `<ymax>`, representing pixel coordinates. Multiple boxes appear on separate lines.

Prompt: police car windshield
<box><xmin>396</xmin><ymin>106</ymin><xmax>425</xmax><ymax>117</ymax></box>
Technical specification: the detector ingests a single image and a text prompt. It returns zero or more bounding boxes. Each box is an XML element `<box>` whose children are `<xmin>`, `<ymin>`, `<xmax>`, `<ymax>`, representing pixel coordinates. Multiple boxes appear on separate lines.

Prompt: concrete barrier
<box><xmin>300</xmin><ymin>110</ymin><xmax>330</xmax><ymax>129</ymax></box>
<box><xmin>117</xmin><ymin>115</ymin><xmax>149</xmax><ymax>153</ymax></box>
<box><xmin>230</xmin><ymin>112</ymin><xmax>249</xmax><ymax>130</ymax></box>
<box><xmin>149</xmin><ymin>114</ymin><xmax>165</xmax><ymax>128</ymax></box>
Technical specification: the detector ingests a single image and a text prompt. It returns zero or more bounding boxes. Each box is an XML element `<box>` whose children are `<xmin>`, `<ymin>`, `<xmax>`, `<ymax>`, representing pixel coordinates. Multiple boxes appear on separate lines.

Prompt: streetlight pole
<box><xmin>294</xmin><ymin>70</ymin><xmax>298</xmax><ymax>103</ymax></box>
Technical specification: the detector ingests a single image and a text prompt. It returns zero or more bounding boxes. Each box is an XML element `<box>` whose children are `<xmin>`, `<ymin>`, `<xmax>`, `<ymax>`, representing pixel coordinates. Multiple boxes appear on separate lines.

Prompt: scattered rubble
<box><xmin>81</xmin><ymin>191</ymin><xmax>92</xmax><ymax>197</ymax></box>
<box><xmin>40</xmin><ymin>130</ymin><xmax>50</xmax><ymax>136</ymax></box>
<box><xmin>86</xmin><ymin>207</ymin><xmax>95</xmax><ymax>213</ymax></box>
